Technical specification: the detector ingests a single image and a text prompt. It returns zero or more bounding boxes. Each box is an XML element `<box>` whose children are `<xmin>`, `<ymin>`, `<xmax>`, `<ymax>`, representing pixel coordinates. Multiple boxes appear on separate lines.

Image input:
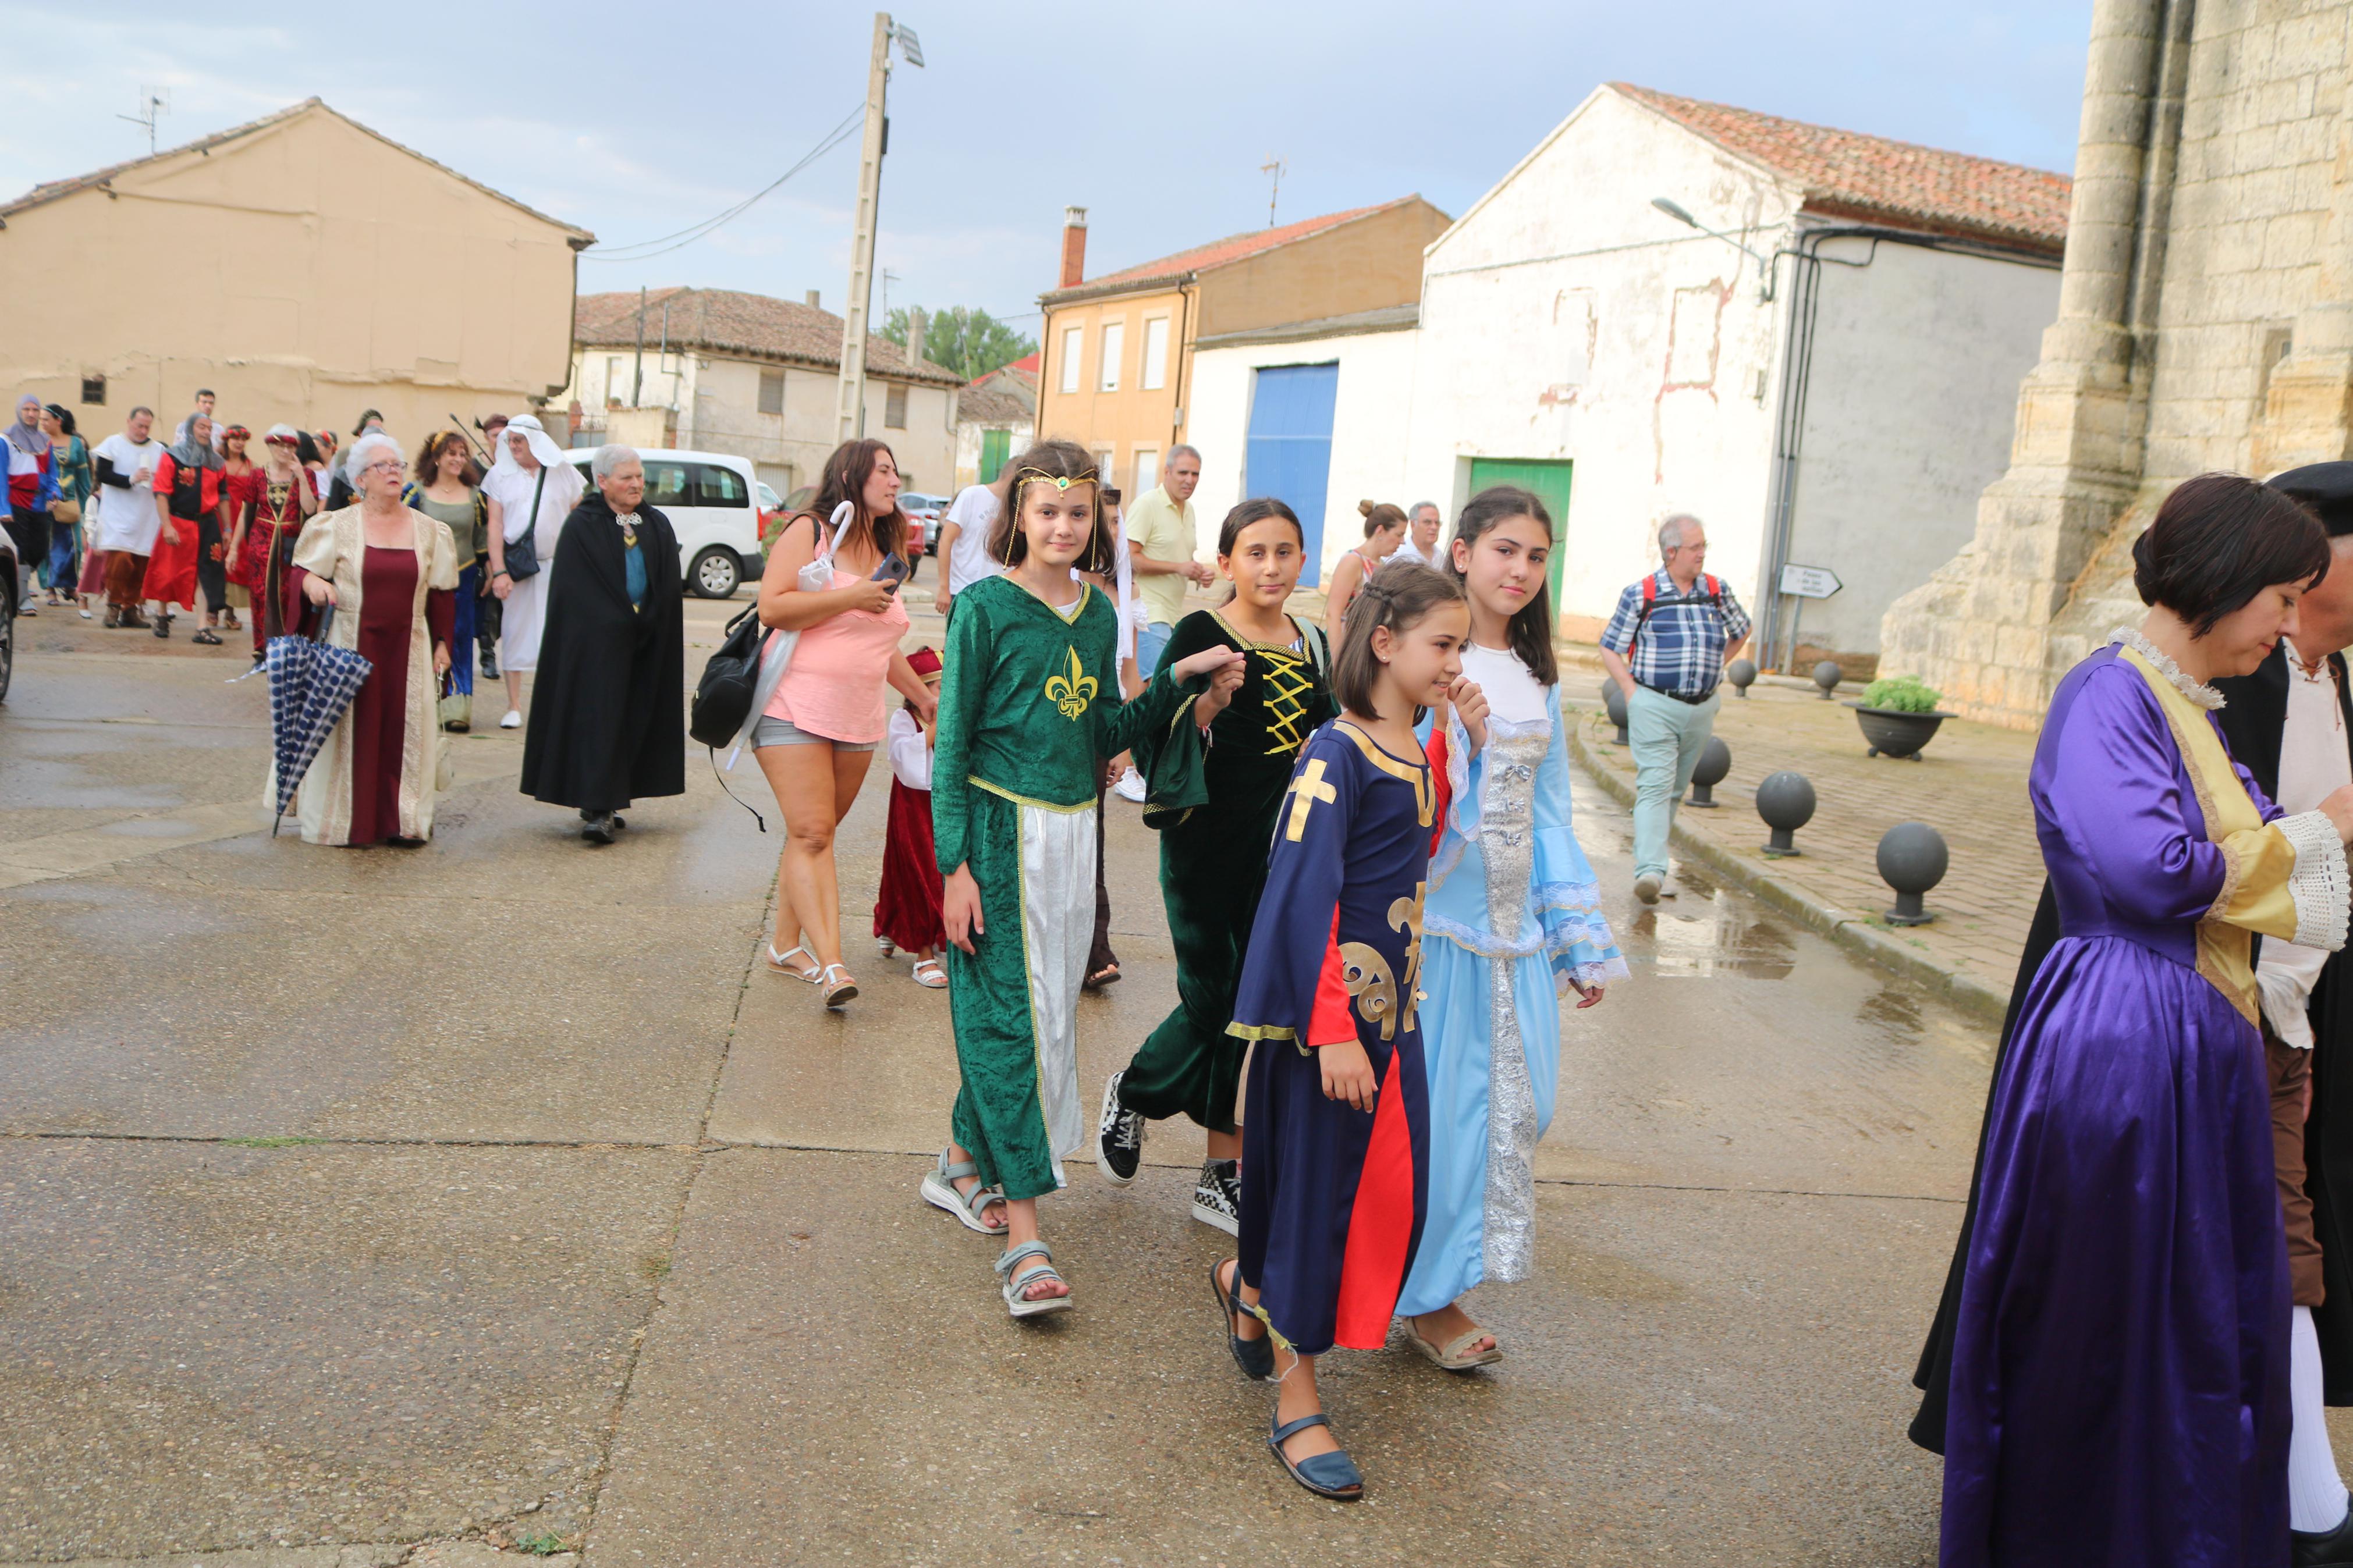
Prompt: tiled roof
<box><xmin>1613</xmin><ymin>83</ymin><xmax>2070</xmax><ymax>254</ymax></box>
<box><xmin>575</xmin><ymin>288</ymin><xmax>963</xmax><ymax>387</ymax></box>
<box><xmin>957</xmin><ymin>364</ymin><xmax>1036</xmax><ymax>426</ymax></box>
<box><xmin>1044</xmin><ymin>197</ymin><xmax>1424</xmax><ymax>304</ymax></box>
<box><xmin>1</xmin><ymin>98</ymin><xmax>594</xmax><ymax>243</ymax></box>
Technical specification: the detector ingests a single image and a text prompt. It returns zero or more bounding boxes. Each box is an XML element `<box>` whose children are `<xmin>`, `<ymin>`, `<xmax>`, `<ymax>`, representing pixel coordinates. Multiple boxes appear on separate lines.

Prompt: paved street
<box><xmin>6</xmin><ymin>588</ymin><xmax>2018</xmax><ymax>1565</ymax></box>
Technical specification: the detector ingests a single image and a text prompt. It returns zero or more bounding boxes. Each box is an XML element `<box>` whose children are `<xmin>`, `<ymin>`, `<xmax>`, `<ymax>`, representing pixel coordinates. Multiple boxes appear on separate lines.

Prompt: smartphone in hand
<box><xmin>871</xmin><ymin>553</ymin><xmax>911</xmax><ymax>593</ymax></box>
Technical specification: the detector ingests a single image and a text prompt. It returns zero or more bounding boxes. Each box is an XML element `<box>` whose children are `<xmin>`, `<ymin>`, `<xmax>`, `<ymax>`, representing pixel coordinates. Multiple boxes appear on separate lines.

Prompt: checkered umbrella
<box><xmin>265</xmin><ymin>613</ymin><xmax>373</xmax><ymax>835</ymax></box>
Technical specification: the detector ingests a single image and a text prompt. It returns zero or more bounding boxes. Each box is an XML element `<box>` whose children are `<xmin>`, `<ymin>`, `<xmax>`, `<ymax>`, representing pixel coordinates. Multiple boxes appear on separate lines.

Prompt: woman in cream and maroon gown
<box><xmin>285</xmin><ymin>431</ymin><xmax>459</xmax><ymax>847</ymax></box>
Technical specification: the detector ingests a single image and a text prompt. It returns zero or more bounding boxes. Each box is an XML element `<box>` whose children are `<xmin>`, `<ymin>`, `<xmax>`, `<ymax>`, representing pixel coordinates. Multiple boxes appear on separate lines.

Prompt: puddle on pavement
<box><xmin>1633</xmin><ymin>891</ymin><xmax>1797</xmax><ymax>979</ymax></box>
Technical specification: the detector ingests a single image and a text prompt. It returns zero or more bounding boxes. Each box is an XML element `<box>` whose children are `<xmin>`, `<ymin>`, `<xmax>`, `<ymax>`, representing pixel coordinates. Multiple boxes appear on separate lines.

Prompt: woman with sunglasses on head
<box><xmin>282</xmin><ymin>431</ymin><xmax>460</xmax><ymax>847</ymax></box>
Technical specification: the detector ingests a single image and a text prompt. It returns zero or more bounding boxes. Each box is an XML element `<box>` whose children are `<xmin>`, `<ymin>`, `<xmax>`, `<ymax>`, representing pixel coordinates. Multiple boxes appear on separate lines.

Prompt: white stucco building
<box><xmin>1387</xmin><ymin>84</ymin><xmax>2070</xmax><ymax>664</ymax></box>
<box><xmin>1187</xmin><ymin>306</ymin><xmax>1424</xmax><ymax>582</ymax></box>
<box><xmin>563</xmin><ymin>288</ymin><xmax>961</xmax><ymax>499</ymax></box>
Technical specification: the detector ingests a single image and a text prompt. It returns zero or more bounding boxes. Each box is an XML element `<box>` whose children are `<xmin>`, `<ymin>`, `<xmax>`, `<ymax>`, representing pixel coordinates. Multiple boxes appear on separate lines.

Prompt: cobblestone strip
<box><xmin>1567</xmin><ymin>707</ymin><xmax>2015</xmax><ymax>1023</ymax></box>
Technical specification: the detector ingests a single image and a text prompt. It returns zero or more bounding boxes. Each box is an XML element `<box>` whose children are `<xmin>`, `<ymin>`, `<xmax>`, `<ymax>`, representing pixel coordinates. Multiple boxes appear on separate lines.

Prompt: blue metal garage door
<box><xmin>1244</xmin><ymin>362</ymin><xmax>1340</xmax><ymax>588</ymax></box>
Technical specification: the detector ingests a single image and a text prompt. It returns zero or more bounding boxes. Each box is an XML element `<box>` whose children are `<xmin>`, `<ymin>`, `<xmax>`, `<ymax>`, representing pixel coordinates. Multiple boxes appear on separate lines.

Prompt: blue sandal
<box><xmin>918</xmin><ymin>1149</ymin><xmax>1006</xmax><ymax>1235</ymax></box>
<box><xmin>994</xmin><ymin>1239</ymin><xmax>1071</xmax><ymax>1319</ymax></box>
<box><xmin>1269</xmin><ymin>1412</ymin><xmax>1362</xmax><ymax>1501</ymax></box>
<box><xmin>1210</xmin><ymin>1260</ymin><xmax>1274</xmax><ymax>1381</ymax></box>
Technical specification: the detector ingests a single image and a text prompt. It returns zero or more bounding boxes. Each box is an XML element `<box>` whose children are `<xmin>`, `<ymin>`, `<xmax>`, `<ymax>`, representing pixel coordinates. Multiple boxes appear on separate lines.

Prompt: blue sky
<box><xmin>12</xmin><ymin>2</ymin><xmax>2091</xmax><ymax>338</ymax></box>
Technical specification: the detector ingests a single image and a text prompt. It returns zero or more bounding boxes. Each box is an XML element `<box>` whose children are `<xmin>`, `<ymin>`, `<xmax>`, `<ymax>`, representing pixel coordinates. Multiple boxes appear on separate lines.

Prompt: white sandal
<box><xmin>766</xmin><ymin>944</ymin><xmax>821</xmax><ymax>982</ymax></box>
<box><xmin>819</xmin><ymin>963</ymin><xmax>859</xmax><ymax>1009</ymax></box>
<box><xmin>912</xmin><ymin>958</ymin><xmax>947</xmax><ymax>990</ymax></box>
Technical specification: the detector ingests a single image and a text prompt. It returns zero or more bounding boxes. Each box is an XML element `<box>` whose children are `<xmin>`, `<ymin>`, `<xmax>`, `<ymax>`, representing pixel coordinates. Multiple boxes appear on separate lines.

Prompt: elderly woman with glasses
<box><xmin>283</xmin><ymin>430</ymin><xmax>461</xmax><ymax>846</ymax></box>
<box><xmin>521</xmin><ymin>445</ymin><xmax>685</xmax><ymax>844</ymax></box>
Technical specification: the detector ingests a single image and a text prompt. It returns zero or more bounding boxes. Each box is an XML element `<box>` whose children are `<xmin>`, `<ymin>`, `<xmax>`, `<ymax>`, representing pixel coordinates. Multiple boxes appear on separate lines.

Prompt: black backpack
<box><xmin>690</xmin><ymin>603</ymin><xmax>769</xmax><ymax>748</ymax></box>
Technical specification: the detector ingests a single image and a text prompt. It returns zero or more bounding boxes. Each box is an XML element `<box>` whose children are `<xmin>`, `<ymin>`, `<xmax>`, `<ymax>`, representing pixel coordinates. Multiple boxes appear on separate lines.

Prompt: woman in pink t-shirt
<box><xmin>755</xmin><ymin>438</ymin><xmax>936</xmax><ymax>1008</ymax></box>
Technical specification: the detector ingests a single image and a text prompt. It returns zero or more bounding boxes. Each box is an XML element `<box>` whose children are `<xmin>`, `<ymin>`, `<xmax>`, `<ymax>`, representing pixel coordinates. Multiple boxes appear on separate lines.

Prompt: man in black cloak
<box><xmin>1908</xmin><ymin>463</ymin><xmax>2353</xmax><ymax>1562</ymax></box>
<box><xmin>520</xmin><ymin>444</ymin><xmax>685</xmax><ymax>844</ymax></box>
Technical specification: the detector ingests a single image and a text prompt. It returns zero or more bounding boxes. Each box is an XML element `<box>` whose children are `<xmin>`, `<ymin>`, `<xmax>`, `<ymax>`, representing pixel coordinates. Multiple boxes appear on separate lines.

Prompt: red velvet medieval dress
<box><xmin>874</xmin><ymin>704</ymin><xmax>945</xmax><ymax>953</ymax></box>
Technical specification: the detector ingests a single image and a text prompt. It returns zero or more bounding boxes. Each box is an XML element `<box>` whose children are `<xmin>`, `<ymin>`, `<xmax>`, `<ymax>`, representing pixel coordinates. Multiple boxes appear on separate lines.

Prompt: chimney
<box><xmin>1060</xmin><ymin>205</ymin><xmax>1088</xmax><ymax>289</ymax></box>
<box><xmin>805</xmin><ymin>289</ymin><xmax>821</xmax><ymax>308</ymax></box>
<box><xmin>908</xmin><ymin>307</ymin><xmax>928</xmax><ymax>369</ymax></box>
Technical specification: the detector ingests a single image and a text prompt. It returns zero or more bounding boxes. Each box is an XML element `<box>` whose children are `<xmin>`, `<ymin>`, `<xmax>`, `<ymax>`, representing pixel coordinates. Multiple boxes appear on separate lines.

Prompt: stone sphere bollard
<box><xmin>1878</xmin><ymin>822</ymin><xmax>1949</xmax><ymax>926</ymax></box>
<box><xmin>1755</xmin><ymin>770</ymin><xmax>1816</xmax><ymax>857</ymax></box>
<box><xmin>1726</xmin><ymin>658</ymin><xmax>1757</xmax><ymax>699</ymax></box>
<box><xmin>1812</xmin><ymin>660</ymin><xmax>1843</xmax><ymax>700</ymax></box>
<box><xmin>1601</xmin><ymin>681</ymin><xmax>1629</xmax><ymax>745</ymax></box>
<box><xmin>1687</xmin><ymin>736</ymin><xmax>1731</xmax><ymax>808</ymax></box>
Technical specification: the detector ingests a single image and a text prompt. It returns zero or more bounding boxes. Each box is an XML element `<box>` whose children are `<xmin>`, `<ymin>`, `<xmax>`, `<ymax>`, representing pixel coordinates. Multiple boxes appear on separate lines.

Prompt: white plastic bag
<box><xmin>726</xmin><ymin>502</ymin><xmax>854</xmax><ymax>770</ymax></box>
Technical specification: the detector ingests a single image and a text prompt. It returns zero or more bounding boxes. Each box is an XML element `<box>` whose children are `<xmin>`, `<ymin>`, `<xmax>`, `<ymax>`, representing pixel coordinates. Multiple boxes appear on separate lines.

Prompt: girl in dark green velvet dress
<box><xmin>1095</xmin><ymin>498</ymin><xmax>1336</xmax><ymax>1234</ymax></box>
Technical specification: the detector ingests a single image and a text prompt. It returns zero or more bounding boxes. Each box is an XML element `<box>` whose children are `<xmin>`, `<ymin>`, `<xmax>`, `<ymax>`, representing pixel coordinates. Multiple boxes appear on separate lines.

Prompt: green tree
<box><xmin>879</xmin><ymin>305</ymin><xmax>1038</xmax><ymax>382</ymax></box>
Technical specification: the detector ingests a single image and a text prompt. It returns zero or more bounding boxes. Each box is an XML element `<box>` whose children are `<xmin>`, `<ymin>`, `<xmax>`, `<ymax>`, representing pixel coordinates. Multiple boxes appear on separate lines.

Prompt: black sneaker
<box><xmin>1193</xmin><ymin>1159</ymin><xmax>1240</xmax><ymax>1236</ymax></box>
<box><xmin>1096</xmin><ymin>1070</ymin><xmax>1144</xmax><ymax>1186</ymax></box>
<box><xmin>2296</xmin><ymin>1501</ymin><xmax>2353</xmax><ymax>1567</ymax></box>
<box><xmin>480</xmin><ymin>653</ymin><xmax>500</xmax><ymax>678</ymax></box>
<box><xmin>580</xmin><ymin>811</ymin><xmax>616</xmax><ymax>845</ymax></box>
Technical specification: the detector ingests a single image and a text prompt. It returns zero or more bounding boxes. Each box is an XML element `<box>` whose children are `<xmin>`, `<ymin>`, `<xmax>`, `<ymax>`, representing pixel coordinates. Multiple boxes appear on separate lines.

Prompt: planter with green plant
<box><xmin>1847</xmin><ymin>675</ymin><xmax>1955</xmax><ymax>760</ymax></box>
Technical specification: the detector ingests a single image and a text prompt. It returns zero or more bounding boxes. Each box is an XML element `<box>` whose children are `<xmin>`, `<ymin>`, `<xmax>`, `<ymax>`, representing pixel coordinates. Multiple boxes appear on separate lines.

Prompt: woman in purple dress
<box><xmin>1942</xmin><ymin>473</ymin><xmax>2353</xmax><ymax>1567</ymax></box>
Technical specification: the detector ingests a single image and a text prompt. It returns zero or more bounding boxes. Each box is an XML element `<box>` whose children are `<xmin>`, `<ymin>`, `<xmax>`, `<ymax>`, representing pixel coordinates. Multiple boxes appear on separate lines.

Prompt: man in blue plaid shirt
<box><xmin>1598</xmin><ymin>514</ymin><xmax>1751</xmax><ymax>904</ymax></box>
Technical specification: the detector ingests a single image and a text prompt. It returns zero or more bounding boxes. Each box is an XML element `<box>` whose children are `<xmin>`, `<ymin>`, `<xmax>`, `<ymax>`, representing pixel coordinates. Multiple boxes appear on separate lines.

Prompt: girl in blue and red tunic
<box><xmin>1215</xmin><ymin>559</ymin><xmax>1489</xmax><ymax>1502</ymax></box>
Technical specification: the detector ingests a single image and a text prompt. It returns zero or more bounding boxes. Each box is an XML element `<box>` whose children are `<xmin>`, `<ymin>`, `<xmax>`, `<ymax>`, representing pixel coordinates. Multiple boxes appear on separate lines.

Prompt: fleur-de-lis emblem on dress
<box><xmin>1045</xmin><ymin>646</ymin><xmax>1098</xmax><ymax>720</ymax></box>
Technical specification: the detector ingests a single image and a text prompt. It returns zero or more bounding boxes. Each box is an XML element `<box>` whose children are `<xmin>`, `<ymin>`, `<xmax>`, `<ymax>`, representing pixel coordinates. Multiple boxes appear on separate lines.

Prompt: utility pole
<box><xmin>631</xmin><ymin>284</ymin><xmax>647</xmax><ymax>408</ymax></box>
<box><xmin>837</xmin><ymin>14</ymin><xmax>923</xmax><ymax>443</ymax></box>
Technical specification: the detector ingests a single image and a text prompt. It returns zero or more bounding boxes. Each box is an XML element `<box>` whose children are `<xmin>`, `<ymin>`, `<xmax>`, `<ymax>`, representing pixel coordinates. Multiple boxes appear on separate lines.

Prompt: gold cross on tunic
<box><xmin>1283</xmin><ymin>758</ymin><xmax>1337</xmax><ymax>841</ymax></box>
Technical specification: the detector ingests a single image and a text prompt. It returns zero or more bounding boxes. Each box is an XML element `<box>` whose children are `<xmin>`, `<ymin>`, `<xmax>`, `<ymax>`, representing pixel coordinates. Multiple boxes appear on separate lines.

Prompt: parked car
<box><xmin>898</xmin><ymin>492</ymin><xmax>947</xmax><ymax>557</ymax></box>
<box><xmin>0</xmin><ymin>528</ymin><xmax>16</xmax><ymax>703</ymax></box>
<box><xmin>565</xmin><ymin>447</ymin><xmax>762</xmax><ymax>599</ymax></box>
<box><xmin>756</xmin><ymin>481</ymin><xmax>783</xmax><ymax>544</ymax></box>
<box><xmin>765</xmin><ymin>483</ymin><xmax>934</xmax><ymax>563</ymax></box>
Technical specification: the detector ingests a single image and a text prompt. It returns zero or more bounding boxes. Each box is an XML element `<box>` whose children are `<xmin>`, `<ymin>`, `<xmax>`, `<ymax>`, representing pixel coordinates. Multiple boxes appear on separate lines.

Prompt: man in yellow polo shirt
<box><xmin>1124</xmin><ymin>446</ymin><xmax>1213</xmax><ymax>675</ymax></box>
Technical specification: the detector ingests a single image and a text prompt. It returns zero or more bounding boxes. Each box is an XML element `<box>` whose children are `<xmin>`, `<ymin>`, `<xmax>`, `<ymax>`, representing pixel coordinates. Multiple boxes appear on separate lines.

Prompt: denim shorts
<box><xmin>751</xmin><ymin>715</ymin><xmax>876</xmax><ymax>752</ymax></box>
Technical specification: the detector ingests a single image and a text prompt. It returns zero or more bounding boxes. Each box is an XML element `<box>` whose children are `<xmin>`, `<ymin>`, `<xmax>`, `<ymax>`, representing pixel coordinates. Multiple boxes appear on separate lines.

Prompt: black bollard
<box><xmin>1726</xmin><ymin>658</ymin><xmax>1757</xmax><ymax>699</ymax></box>
<box><xmin>1812</xmin><ymin>660</ymin><xmax>1843</xmax><ymax>701</ymax></box>
<box><xmin>1878</xmin><ymin>822</ymin><xmax>1949</xmax><ymax>926</ymax></box>
<box><xmin>1687</xmin><ymin>735</ymin><xmax>1731</xmax><ymax>808</ymax></box>
<box><xmin>1601</xmin><ymin>681</ymin><xmax>1629</xmax><ymax>745</ymax></box>
<box><xmin>1756</xmin><ymin>770</ymin><xmax>1816</xmax><ymax>857</ymax></box>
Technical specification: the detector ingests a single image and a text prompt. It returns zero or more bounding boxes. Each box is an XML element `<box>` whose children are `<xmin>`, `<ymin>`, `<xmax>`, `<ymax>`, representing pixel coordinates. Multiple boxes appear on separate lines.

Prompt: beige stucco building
<box><xmin>0</xmin><ymin>98</ymin><xmax>591</xmax><ymax>442</ymax></box>
<box><xmin>563</xmin><ymin>287</ymin><xmax>961</xmax><ymax>498</ymax></box>
<box><xmin>1884</xmin><ymin>0</ymin><xmax>2353</xmax><ymax>726</ymax></box>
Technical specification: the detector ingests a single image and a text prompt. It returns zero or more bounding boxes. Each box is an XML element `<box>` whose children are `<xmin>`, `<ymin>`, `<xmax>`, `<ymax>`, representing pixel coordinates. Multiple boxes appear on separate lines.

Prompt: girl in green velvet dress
<box><xmin>918</xmin><ymin>439</ymin><xmax>1245</xmax><ymax>1319</ymax></box>
<box><xmin>1095</xmin><ymin>497</ymin><xmax>1336</xmax><ymax>1235</ymax></box>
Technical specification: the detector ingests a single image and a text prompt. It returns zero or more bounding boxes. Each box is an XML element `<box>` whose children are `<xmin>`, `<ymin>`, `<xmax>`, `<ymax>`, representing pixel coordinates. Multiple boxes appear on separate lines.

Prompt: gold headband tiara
<box><xmin>1012</xmin><ymin>465</ymin><xmax>1098</xmax><ymax>492</ymax></box>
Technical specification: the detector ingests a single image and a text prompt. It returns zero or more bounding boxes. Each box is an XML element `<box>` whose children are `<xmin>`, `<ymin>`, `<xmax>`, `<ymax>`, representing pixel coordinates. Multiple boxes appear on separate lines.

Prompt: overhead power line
<box><xmin>583</xmin><ymin>105</ymin><xmax>865</xmax><ymax>264</ymax></box>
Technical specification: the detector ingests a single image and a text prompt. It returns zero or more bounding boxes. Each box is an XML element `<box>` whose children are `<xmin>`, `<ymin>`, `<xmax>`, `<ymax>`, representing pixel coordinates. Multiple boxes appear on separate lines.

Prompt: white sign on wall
<box><xmin>1779</xmin><ymin>564</ymin><xmax>1843</xmax><ymax>600</ymax></box>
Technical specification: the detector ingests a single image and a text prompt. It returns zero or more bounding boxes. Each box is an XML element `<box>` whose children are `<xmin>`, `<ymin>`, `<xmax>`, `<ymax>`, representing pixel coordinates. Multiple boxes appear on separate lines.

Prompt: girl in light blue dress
<box><xmin>1404</xmin><ymin>485</ymin><xmax>1624</xmax><ymax>1368</ymax></box>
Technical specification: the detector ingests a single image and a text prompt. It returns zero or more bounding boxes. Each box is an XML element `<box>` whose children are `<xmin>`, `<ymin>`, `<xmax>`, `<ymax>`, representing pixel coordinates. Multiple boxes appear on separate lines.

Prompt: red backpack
<box><xmin>1628</xmin><ymin>571</ymin><xmax>1723</xmax><ymax>658</ymax></box>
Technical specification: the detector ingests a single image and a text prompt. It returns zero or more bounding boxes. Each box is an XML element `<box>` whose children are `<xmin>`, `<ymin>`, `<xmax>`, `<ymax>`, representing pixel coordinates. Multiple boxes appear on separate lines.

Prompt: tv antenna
<box><xmin>118</xmin><ymin>87</ymin><xmax>170</xmax><ymax>154</ymax></box>
<box><xmin>1261</xmin><ymin>157</ymin><xmax>1286</xmax><ymax>227</ymax></box>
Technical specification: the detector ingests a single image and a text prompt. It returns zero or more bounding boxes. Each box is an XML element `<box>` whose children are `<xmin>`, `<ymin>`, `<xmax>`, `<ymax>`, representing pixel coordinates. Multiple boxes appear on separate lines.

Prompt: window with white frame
<box><xmin>1131</xmin><ymin>447</ymin><xmax>1158</xmax><ymax>498</ymax></box>
<box><xmin>1140</xmin><ymin>318</ymin><xmax>1169</xmax><ymax>390</ymax></box>
<box><xmin>1059</xmin><ymin>326</ymin><xmax>1083</xmax><ymax>394</ymax></box>
<box><xmin>1099</xmin><ymin>320</ymin><xmax>1124</xmax><ymax>392</ymax></box>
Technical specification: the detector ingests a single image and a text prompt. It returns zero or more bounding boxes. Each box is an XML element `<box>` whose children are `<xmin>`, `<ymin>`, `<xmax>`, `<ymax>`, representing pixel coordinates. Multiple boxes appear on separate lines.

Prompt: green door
<box><xmin>1467</xmin><ymin>458</ymin><xmax>1574</xmax><ymax>609</ymax></box>
<box><xmin>980</xmin><ymin>428</ymin><xmax>1012</xmax><ymax>483</ymax></box>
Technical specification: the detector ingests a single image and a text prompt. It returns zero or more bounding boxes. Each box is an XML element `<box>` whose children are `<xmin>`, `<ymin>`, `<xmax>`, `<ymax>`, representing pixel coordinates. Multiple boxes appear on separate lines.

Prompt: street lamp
<box><xmin>1652</xmin><ymin>195</ymin><xmax>1777</xmax><ymax>300</ymax></box>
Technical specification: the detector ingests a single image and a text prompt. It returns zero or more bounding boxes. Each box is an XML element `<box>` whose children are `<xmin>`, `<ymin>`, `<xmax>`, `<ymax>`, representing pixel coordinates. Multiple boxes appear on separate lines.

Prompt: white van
<box><xmin>565</xmin><ymin>446</ymin><xmax>763</xmax><ymax>599</ymax></box>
